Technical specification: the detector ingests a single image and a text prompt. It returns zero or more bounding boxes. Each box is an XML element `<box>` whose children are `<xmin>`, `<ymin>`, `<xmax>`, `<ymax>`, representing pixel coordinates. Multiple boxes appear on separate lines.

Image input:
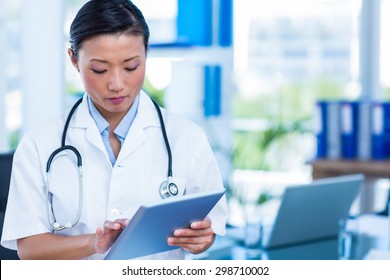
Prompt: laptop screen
<box><xmin>263</xmin><ymin>174</ymin><xmax>363</xmax><ymax>249</ymax></box>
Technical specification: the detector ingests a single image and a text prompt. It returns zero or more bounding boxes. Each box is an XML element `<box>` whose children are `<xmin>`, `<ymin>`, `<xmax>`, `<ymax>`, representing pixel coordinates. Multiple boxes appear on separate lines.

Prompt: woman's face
<box><xmin>69</xmin><ymin>34</ymin><xmax>146</xmax><ymax>120</ymax></box>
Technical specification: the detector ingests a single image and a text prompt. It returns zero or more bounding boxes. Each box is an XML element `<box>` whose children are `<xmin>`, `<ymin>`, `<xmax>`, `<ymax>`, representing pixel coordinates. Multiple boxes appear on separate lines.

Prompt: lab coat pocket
<box><xmin>143</xmin><ymin>176</ymin><xmax>186</xmax><ymax>204</ymax></box>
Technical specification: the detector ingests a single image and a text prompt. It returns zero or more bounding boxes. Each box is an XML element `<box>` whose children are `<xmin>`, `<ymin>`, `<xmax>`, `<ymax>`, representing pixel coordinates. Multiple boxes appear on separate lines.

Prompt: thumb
<box><xmin>96</xmin><ymin>227</ymin><xmax>104</xmax><ymax>239</ymax></box>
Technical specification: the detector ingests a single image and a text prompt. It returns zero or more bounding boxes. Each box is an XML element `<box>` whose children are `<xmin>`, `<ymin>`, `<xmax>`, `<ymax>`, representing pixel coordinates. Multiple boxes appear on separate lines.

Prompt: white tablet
<box><xmin>104</xmin><ymin>189</ymin><xmax>225</xmax><ymax>260</ymax></box>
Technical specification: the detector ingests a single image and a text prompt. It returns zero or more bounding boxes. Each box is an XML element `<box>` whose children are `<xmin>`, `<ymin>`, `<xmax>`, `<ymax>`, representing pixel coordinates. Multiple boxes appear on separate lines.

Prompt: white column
<box><xmin>358</xmin><ymin>0</ymin><xmax>382</xmax><ymax>214</ymax></box>
<box><xmin>21</xmin><ymin>0</ymin><xmax>64</xmax><ymax>134</ymax></box>
<box><xmin>359</xmin><ymin>0</ymin><xmax>381</xmax><ymax>100</ymax></box>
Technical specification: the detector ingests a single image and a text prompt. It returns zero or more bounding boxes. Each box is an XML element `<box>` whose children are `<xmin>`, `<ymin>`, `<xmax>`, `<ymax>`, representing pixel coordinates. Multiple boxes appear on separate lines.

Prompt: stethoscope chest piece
<box><xmin>159</xmin><ymin>180</ymin><xmax>178</xmax><ymax>199</ymax></box>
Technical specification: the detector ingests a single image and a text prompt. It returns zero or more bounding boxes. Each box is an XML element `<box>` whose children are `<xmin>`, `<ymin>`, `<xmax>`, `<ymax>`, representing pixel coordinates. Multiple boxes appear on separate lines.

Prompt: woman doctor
<box><xmin>1</xmin><ymin>0</ymin><xmax>227</xmax><ymax>260</ymax></box>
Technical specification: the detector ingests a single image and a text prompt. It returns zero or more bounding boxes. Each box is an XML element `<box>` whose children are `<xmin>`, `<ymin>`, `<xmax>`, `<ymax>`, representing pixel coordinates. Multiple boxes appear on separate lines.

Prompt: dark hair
<box><xmin>69</xmin><ymin>0</ymin><xmax>150</xmax><ymax>59</ymax></box>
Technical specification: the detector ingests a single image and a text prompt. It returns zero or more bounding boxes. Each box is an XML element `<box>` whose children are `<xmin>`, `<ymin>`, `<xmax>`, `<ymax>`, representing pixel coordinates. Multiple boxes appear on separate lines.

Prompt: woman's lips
<box><xmin>108</xmin><ymin>96</ymin><xmax>125</xmax><ymax>104</ymax></box>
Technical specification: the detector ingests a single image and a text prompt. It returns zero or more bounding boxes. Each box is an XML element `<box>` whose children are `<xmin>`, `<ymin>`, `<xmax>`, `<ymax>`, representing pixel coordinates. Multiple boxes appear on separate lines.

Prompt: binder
<box><xmin>177</xmin><ymin>0</ymin><xmax>212</xmax><ymax>46</ymax></box>
<box><xmin>315</xmin><ymin>99</ymin><xmax>386</xmax><ymax>161</ymax></box>
<box><xmin>371</xmin><ymin>102</ymin><xmax>385</xmax><ymax>159</ymax></box>
<box><xmin>204</xmin><ymin>65</ymin><xmax>222</xmax><ymax>117</ymax></box>
<box><xmin>315</xmin><ymin>101</ymin><xmax>328</xmax><ymax>158</ymax></box>
<box><xmin>357</xmin><ymin>100</ymin><xmax>372</xmax><ymax>160</ymax></box>
<box><xmin>218</xmin><ymin>0</ymin><xmax>233</xmax><ymax>47</ymax></box>
<box><xmin>326</xmin><ymin>101</ymin><xmax>341</xmax><ymax>160</ymax></box>
<box><xmin>340</xmin><ymin>101</ymin><xmax>358</xmax><ymax>159</ymax></box>
<box><xmin>383</xmin><ymin>102</ymin><xmax>390</xmax><ymax>158</ymax></box>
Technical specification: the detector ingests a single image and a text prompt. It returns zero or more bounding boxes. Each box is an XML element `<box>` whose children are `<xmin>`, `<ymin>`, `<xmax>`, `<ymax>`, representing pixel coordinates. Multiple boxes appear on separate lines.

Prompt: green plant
<box><xmin>257</xmin><ymin>191</ymin><xmax>274</xmax><ymax>205</ymax></box>
<box><xmin>142</xmin><ymin>77</ymin><xmax>165</xmax><ymax>107</ymax></box>
<box><xmin>9</xmin><ymin>129</ymin><xmax>20</xmax><ymax>150</ymax></box>
<box><xmin>233</xmin><ymin>131</ymin><xmax>264</xmax><ymax>170</ymax></box>
<box><xmin>259</xmin><ymin>120</ymin><xmax>309</xmax><ymax>151</ymax></box>
<box><xmin>233</xmin><ymin>119</ymin><xmax>311</xmax><ymax>170</ymax></box>
<box><xmin>383</xmin><ymin>87</ymin><xmax>390</xmax><ymax>100</ymax></box>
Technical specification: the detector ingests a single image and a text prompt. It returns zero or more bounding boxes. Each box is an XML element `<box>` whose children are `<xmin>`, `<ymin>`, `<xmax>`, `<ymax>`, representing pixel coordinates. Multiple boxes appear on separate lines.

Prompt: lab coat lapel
<box><xmin>70</xmin><ymin>95</ymin><xmax>107</xmax><ymax>154</ymax></box>
<box><xmin>116</xmin><ymin>92</ymin><xmax>160</xmax><ymax>163</ymax></box>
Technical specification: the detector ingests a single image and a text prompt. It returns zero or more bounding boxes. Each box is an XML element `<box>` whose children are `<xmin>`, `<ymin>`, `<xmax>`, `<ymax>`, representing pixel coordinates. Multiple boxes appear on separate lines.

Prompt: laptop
<box><xmin>260</xmin><ymin>174</ymin><xmax>363</xmax><ymax>249</ymax></box>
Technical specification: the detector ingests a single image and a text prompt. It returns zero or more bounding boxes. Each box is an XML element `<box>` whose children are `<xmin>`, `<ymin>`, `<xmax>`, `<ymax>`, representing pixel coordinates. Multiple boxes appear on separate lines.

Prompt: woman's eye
<box><xmin>125</xmin><ymin>66</ymin><xmax>138</xmax><ymax>72</ymax></box>
<box><xmin>91</xmin><ymin>69</ymin><xmax>106</xmax><ymax>74</ymax></box>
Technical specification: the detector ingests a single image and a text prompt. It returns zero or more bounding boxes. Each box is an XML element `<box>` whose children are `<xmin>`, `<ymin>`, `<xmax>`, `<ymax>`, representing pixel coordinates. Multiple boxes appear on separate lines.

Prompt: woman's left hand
<box><xmin>167</xmin><ymin>217</ymin><xmax>215</xmax><ymax>254</ymax></box>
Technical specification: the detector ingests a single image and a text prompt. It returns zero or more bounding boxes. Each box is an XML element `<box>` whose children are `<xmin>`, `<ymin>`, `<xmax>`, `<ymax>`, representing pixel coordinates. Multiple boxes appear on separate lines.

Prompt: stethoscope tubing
<box><xmin>45</xmin><ymin>95</ymin><xmax>175</xmax><ymax>231</ymax></box>
<box><xmin>151</xmin><ymin>99</ymin><xmax>173</xmax><ymax>178</ymax></box>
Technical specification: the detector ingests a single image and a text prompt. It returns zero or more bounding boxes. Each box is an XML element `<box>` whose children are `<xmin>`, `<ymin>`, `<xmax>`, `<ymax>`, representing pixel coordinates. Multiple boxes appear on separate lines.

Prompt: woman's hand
<box><xmin>94</xmin><ymin>219</ymin><xmax>128</xmax><ymax>254</ymax></box>
<box><xmin>167</xmin><ymin>217</ymin><xmax>215</xmax><ymax>254</ymax></box>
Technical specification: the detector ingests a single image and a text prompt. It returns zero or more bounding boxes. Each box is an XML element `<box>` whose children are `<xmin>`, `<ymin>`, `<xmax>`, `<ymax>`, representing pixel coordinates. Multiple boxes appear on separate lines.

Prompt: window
<box><xmin>233</xmin><ymin>0</ymin><xmax>361</xmax><ymax>171</ymax></box>
<box><xmin>0</xmin><ymin>0</ymin><xmax>22</xmax><ymax>150</ymax></box>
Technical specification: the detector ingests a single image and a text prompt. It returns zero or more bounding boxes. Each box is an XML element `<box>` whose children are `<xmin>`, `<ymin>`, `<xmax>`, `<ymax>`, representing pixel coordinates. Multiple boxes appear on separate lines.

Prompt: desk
<box><xmin>198</xmin><ymin>233</ymin><xmax>389</xmax><ymax>260</ymax></box>
<box><xmin>310</xmin><ymin>160</ymin><xmax>390</xmax><ymax>214</ymax></box>
<box><xmin>195</xmin><ymin>215</ymin><xmax>390</xmax><ymax>260</ymax></box>
<box><xmin>230</xmin><ymin>238</ymin><xmax>339</xmax><ymax>260</ymax></box>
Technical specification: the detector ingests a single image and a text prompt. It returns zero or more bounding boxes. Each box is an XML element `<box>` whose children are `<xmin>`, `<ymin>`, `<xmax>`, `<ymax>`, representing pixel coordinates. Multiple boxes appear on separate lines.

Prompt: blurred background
<box><xmin>1</xmin><ymin>0</ymin><xmax>390</xmax><ymax>226</ymax></box>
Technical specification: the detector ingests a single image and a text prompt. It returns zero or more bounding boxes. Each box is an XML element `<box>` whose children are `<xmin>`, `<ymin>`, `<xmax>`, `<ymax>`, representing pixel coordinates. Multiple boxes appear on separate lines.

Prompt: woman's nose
<box><xmin>108</xmin><ymin>72</ymin><xmax>125</xmax><ymax>92</ymax></box>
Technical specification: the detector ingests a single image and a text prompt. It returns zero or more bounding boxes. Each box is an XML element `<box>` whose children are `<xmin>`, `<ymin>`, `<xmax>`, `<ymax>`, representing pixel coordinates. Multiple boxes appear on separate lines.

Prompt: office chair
<box><xmin>0</xmin><ymin>151</ymin><xmax>19</xmax><ymax>260</ymax></box>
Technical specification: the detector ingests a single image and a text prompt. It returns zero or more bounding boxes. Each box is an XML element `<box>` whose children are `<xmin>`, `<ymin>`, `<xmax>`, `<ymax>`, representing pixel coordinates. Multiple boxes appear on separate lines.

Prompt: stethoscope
<box><xmin>45</xmin><ymin>96</ymin><xmax>178</xmax><ymax>231</ymax></box>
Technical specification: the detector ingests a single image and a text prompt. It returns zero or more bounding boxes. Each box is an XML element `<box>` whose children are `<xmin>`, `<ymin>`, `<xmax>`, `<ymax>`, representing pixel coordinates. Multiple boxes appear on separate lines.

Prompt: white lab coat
<box><xmin>1</xmin><ymin>92</ymin><xmax>228</xmax><ymax>260</ymax></box>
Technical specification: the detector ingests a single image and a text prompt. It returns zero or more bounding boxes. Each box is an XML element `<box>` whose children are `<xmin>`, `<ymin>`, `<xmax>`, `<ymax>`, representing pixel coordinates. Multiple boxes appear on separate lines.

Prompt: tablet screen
<box><xmin>104</xmin><ymin>189</ymin><xmax>225</xmax><ymax>260</ymax></box>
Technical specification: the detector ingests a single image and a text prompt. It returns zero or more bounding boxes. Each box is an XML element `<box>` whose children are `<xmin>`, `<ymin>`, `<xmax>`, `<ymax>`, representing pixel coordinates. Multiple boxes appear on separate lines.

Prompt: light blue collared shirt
<box><xmin>87</xmin><ymin>94</ymin><xmax>140</xmax><ymax>166</ymax></box>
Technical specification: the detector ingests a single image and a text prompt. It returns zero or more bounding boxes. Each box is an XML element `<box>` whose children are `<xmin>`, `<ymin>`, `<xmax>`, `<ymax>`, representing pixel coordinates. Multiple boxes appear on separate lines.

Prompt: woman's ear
<box><xmin>68</xmin><ymin>48</ymin><xmax>80</xmax><ymax>72</ymax></box>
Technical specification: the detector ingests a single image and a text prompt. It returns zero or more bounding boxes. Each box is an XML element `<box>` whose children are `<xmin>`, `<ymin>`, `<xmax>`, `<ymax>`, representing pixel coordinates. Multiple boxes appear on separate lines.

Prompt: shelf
<box><xmin>310</xmin><ymin>159</ymin><xmax>390</xmax><ymax>179</ymax></box>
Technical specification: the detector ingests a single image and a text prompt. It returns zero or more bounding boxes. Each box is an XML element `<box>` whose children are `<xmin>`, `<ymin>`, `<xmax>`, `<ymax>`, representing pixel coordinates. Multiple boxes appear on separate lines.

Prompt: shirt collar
<box><xmin>87</xmin><ymin>94</ymin><xmax>140</xmax><ymax>139</ymax></box>
<box><xmin>87</xmin><ymin>96</ymin><xmax>108</xmax><ymax>134</ymax></box>
<box><xmin>115</xmin><ymin>94</ymin><xmax>139</xmax><ymax>140</ymax></box>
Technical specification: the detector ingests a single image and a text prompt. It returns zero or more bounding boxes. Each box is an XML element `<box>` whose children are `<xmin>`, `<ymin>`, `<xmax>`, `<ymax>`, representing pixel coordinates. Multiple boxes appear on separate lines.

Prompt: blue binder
<box><xmin>371</xmin><ymin>102</ymin><xmax>386</xmax><ymax>159</ymax></box>
<box><xmin>176</xmin><ymin>0</ymin><xmax>233</xmax><ymax>47</ymax></box>
<box><xmin>218</xmin><ymin>0</ymin><xmax>233</xmax><ymax>47</ymax></box>
<box><xmin>383</xmin><ymin>102</ymin><xmax>390</xmax><ymax>158</ymax></box>
<box><xmin>315</xmin><ymin>101</ymin><xmax>328</xmax><ymax>158</ymax></box>
<box><xmin>340</xmin><ymin>101</ymin><xmax>358</xmax><ymax>159</ymax></box>
<box><xmin>204</xmin><ymin>65</ymin><xmax>222</xmax><ymax>116</ymax></box>
<box><xmin>357</xmin><ymin>100</ymin><xmax>372</xmax><ymax>160</ymax></box>
<box><xmin>177</xmin><ymin>0</ymin><xmax>212</xmax><ymax>46</ymax></box>
<box><xmin>326</xmin><ymin>101</ymin><xmax>341</xmax><ymax>160</ymax></box>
